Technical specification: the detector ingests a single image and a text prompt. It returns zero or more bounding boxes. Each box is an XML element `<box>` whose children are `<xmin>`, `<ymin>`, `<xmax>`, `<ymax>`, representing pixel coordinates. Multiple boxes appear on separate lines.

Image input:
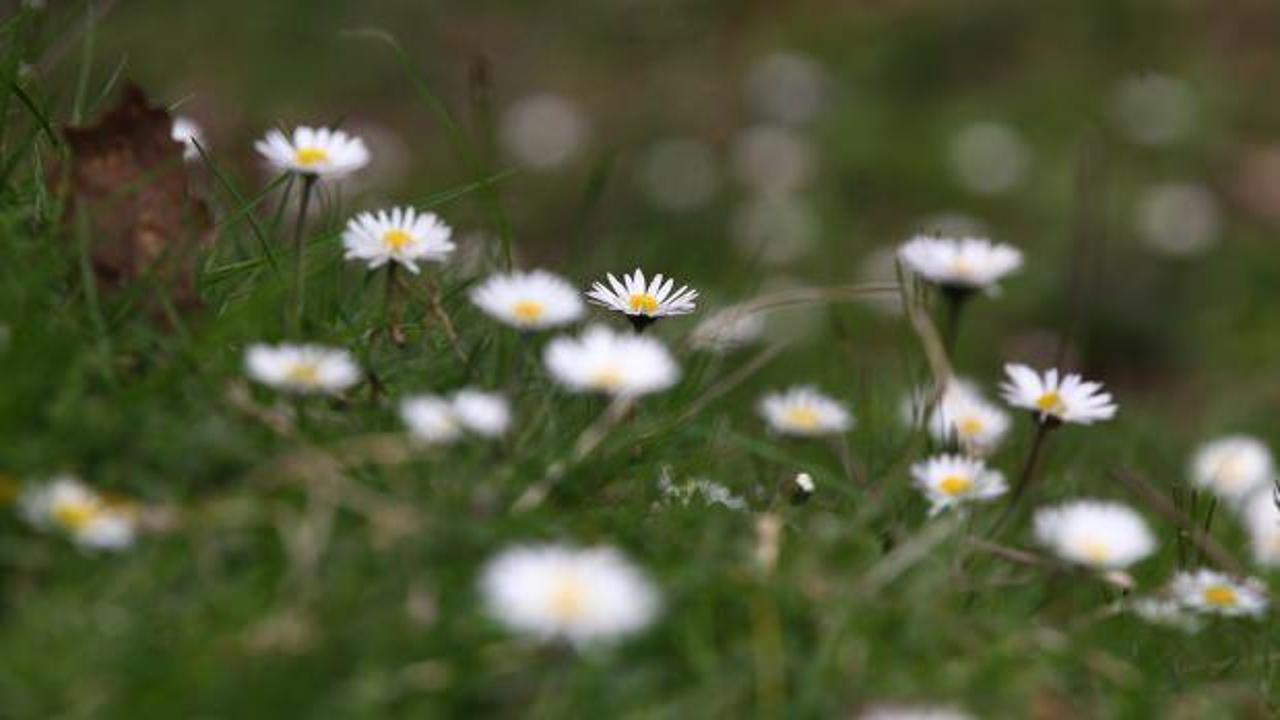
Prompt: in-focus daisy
<box><xmin>18</xmin><ymin>476</ymin><xmax>136</xmax><ymax>551</ymax></box>
<box><xmin>1190</xmin><ymin>435</ymin><xmax>1274</xmax><ymax>504</ymax></box>
<box><xmin>1172</xmin><ymin>569</ymin><xmax>1269</xmax><ymax>618</ymax></box>
<box><xmin>1001</xmin><ymin>364</ymin><xmax>1117</xmax><ymax>426</ymax></box>
<box><xmin>244</xmin><ymin>343</ymin><xmax>360</xmax><ymax>395</ymax></box>
<box><xmin>927</xmin><ymin>382</ymin><xmax>1010</xmax><ymax>456</ymax></box>
<box><xmin>479</xmin><ymin>543</ymin><xmax>660</xmax><ymax>646</ymax></box>
<box><xmin>1243</xmin><ymin>490</ymin><xmax>1280</xmax><ymax>568</ymax></box>
<box><xmin>544</xmin><ymin>325</ymin><xmax>679</xmax><ymax>397</ymax></box>
<box><xmin>255</xmin><ymin>125</ymin><xmax>370</xmax><ymax>179</ymax></box>
<box><xmin>910</xmin><ymin>454</ymin><xmax>1007</xmax><ymax>516</ymax></box>
<box><xmin>1033</xmin><ymin>500</ymin><xmax>1156</xmax><ymax>570</ymax></box>
<box><xmin>586</xmin><ymin>268</ymin><xmax>698</xmax><ymax>331</ymax></box>
<box><xmin>470</xmin><ymin>270</ymin><xmax>585</xmax><ymax>331</ymax></box>
<box><xmin>897</xmin><ymin>235</ymin><xmax>1023</xmax><ymax>293</ymax></box>
<box><xmin>171</xmin><ymin>116</ymin><xmax>204</xmax><ymax>161</ymax></box>
<box><xmin>451</xmin><ymin>389</ymin><xmax>512</xmax><ymax>438</ymax></box>
<box><xmin>758</xmin><ymin>386</ymin><xmax>853</xmax><ymax>437</ymax></box>
<box><xmin>342</xmin><ymin>207</ymin><xmax>454</xmax><ymax>274</ymax></box>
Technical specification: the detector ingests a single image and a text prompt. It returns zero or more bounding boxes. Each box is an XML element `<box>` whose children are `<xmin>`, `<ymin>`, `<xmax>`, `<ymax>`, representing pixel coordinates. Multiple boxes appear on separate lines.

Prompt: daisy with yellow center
<box><xmin>254</xmin><ymin>125</ymin><xmax>369</xmax><ymax>179</ymax></box>
<box><xmin>1171</xmin><ymin>569</ymin><xmax>1269</xmax><ymax>618</ymax></box>
<box><xmin>910</xmin><ymin>454</ymin><xmax>1007</xmax><ymax>516</ymax></box>
<box><xmin>758</xmin><ymin>386</ymin><xmax>852</xmax><ymax>437</ymax></box>
<box><xmin>926</xmin><ymin>380</ymin><xmax>1010</xmax><ymax>456</ymax></box>
<box><xmin>479</xmin><ymin>543</ymin><xmax>660</xmax><ymax>646</ymax></box>
<box><xmin>1190</xmin><ymin>435</ymin><xmax>1274</xmax><ymax>504</ymax></box>
<box><xmin>1033</xmin><ymin>500</ymin><xmax>1156</xmax><ymax>570</ymax></box>
<box><xmin>586</xmin><ymin>268</ymin><xmax>698</xmax><ymax>332</ymax></box>
<box><xmin>342</xmin><ymin>207</ymin><xmax>454</xmax><ymax>274</ymax></box>
<box><xmin>470</xmin><ymin>270</ymin><xmax>584</xmax><ymax>331</ymax></box>
<box><xmin>18</xmin><ymin>476</ymin><xmax>137</xmax><ymax>551</ymax></box>
<box><xmin>898</xmin><ymin>234</ymin><xmax>1023</xmax><ymax>292</ymax></box>
<box><xmin>1001</xmin><ymin>364</ymin><xmax>1116</xmax><ymax>426</ymax></box>
<box><xmin>543</xmin><ymin>325</ymin><xmax>679</xmax><ymax>397</ymax></box>
<box><xmin>244</xmin><ymin>343</ymin><xmax>361</xmax><ymax>395</ymax></box>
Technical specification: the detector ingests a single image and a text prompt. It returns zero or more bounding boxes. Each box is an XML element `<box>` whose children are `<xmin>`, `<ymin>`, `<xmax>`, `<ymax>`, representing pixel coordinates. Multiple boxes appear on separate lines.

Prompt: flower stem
<box><xmin>990</xmin><ymin>420</ymin><xmax>1053</xmax><ymax>537</ymax></box>
<box><xmin>941</xmin><ymin>286</ymin><xmax>972</xmax><ymax>358</ymax></box>
<box><xmin>290</xmin><ymin>174</ymin><xmax>317</xmax><ymax>335</ymax></box>
<box><xmin>382</xmin><ymin>263</ymin><xmax>400</xmax><ymax>345</ymax></box>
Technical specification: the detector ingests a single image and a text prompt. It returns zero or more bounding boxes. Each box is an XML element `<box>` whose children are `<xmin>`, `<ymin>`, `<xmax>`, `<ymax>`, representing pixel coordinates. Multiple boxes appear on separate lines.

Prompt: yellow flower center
<box><xmin>1203</xmin><ymin>585</ymin><xmax>1239</xmax><ymax>608</ymax></box>
<box><xmin>1079</xmin><ymin>540</ymin><xmax>1112</xmax><ymax>564</ymax></box>
<box><xmin>294</xmin><ymin>147</ymin><xmax>330</xmax><ymax>167</ymax></box>
<box><xmin>286</xmin><ymin>362</ymin><xmax>321</xmax><ymax>386</ymax></box>
<box><xmin>512</xmin><ymin>300</ymin><xmax>545</xmax><ymax>324</ymax></box>
<box><xmin>949</xmin><ymin>258</ymin><xmax>974</xmax><ymax>278</ymax></box>
<box><xmin>784</xmin><ymin>406</ymin><xmax>820</xmax><ymax>430</ymax></box>
<box><xmin>593</xmin><ymin>367</ymin><xmax>624</xmax><ymax>390</ymax></box>
<box><xmin>938</xmin><ymin>474</ymin><xmax>972</xmax><ymax>497</ymax></box>
<box><xmin>629</xmin><ymin>293</ymin><xmax>660</xmax><ymax>315</ymax></box>
<box><xmin>548</xmin><ymin>575</ymin><xmax>588</xmax><ymax>621</ymax></box>
<box><xmin>957</xmin><ymin>417</ymin><xmax>985</xmax><ymax>438</ymax></box>
<box><xmin>52</xmin><ymin>501</ymin><xmax>98</xmax><ymax>531</ymax></box>
<box><xmin>1035</xmin><ymin>391</ymin><xmax>1066</xmax><ymax>415</ymax></box>
<box><xmin>383</xmin><ymin>229</ymin><xmax>413</xmax><ymax>251</ymax></box>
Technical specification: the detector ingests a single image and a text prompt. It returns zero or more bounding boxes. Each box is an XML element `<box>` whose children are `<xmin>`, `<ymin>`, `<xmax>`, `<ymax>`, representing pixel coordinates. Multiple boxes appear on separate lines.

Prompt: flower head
<box><xmin>758</xmin><ymin>386</ymin><xmax>852</xmax><ymax>437</ymax></box>
<box><xmin>479</xmin><ymin>543</ymin><xmax>660</xmax><ymax>646</ymax></box>
<box><xmin>897</xmin><ymin>235</ymin><xmax>1022</xmax><ymax>292</ymax></box>
<box><xmin>1128</xmin><ymin>596</ymin><xmax>1203</xmax><ymax>633</ymax></box>
<box><xmin>244</xmin><ymin>343</ymin><xmax>360</xmax><ymax>395</ymax></box>
<box><xmin>859</xmin><ymin>705</ymin><xmax>973</xmax><ymax>720</ymax></box>
<box><xmin>400</xmin><ymin>396</ymin><xmax>463</xmax><ymax>445</ymax></box>
<box><xmin>1001</xmin><ymin>364</ymin><xmax>1117</xmax><ymax>426</ymax></box>
<box><xmin>1191</xmin><ymin>435</ymin><xmax>1274</xmax><ymax>504</ymax></box>
<box><xmin>1033</xmin><ymin>500</ymin><xmax>1156</xmax><ymax>570</ymax></box>
<box><xmin>342</xmin><ymin>207</ymin><xmax>454</xmax><ymax>274</ymax></box>
<box><xmin>544</xmin><ymin>325</ymin><xmax>679</xmax><ymax>397</ymax></box>
<box><xmin>171</xmin><ymin>116</ymin><xmax>204</xmax><ymax>161</ymax></box>
<box><xmin>451</xmin><ymin>389</ymin><xmax>512</xmax><ymax>438</ymax></box>
<box><xmin>401</xmin><ymin>389</ymin><xmax>512</xmax><ymax>444</ymax></box>
<box><xmin>910</xmin><ymin>454</ymin><xmax>1007</xmax><ymax>516</ymax></box>
<box><xmin>927</xmin><ymin>382</ymin><xmax>1010</xmax><ymax>456</ymax></box>
<box><xmin>255</xmin><ymin>125</ymin><xmax>369</xmax><ymax>178</ymax></box>
<box><xmin>586</xmin><ymin>268</ymin><xmax>698</xmax><ymax>330</ymax></box>
<box><xmin>18</xmin><ymin>476</ymin><xmax>136</xmax><ymax>551</ymax></box>
<box><xmin>470</xmin><ymin>270</ymin><xmax>585</xmax><ymax>331</ymax></box>
<box><xmin>1243</xmin><ymin>489</ymin><xmax>1280</xmax><ymax>568</ymax></box>
<box><xmin>689</xmin><ymin>305</ymin><xmax>766</xmax><ymax>353</ymax></box>
<box><xmin>1171</xmin><ymin>569</ymin><xmax>1269</xmax><ymax>618</ymax></box>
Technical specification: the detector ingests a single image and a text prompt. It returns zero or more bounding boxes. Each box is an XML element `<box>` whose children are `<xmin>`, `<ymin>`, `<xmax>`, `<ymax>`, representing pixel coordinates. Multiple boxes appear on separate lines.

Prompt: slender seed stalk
<box><xmin>382</xmin><ymin>263</ymin><xmax>400</xmax><ymax>344</ymax></box>
<box><xmin>940</xmin><ymin>285</ymin><xmax>972</xmax><ymax>359</ymax></box>
<box><xmin>990</xmin><ymin>420</ymin><xmax>1054</xmax><ymax>536</ymax></box>
<box><xmin>290</xmin><ymin>173</ymin><xmax>318</xmax><ymax>334</ymax></box>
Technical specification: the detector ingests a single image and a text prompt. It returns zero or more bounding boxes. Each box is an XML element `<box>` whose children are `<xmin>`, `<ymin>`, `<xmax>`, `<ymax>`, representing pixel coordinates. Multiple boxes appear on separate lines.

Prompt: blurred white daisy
<box><xmin>544</xmin><ymin>325</ymin><xmax>679</xmax><ymax>397</ymax></box>
<box><xmin>731</xmin><ymin>125</ymin><xmax>815</xmax><ymax>197</ymax></box>
<box><xmin>342</xmin><ymin>207</ymin><xmax>454</xmax><ymax>274</ymax></box>
<box><xmin>1001</xmin><ymin>364</ymin><xmax>1117</xmax><ymax>426</ymax></box>
<box><xmin>927</xmin><ymin>383</ymin><xmax>1010</xmax><ymax>456</ymax></box>
<box><xmin>758</xmin><ymin>386</ymin><xmax>852</xmax><ymax>437</ymax></box>
<box><xmin>1190</xmin><ymin>435</ymin><xmax>1274</xmax><ymax>505</ymax></box>
<box><xmin>244</xmin><ymin>343</ymin><xmax>360</xmax><ymax>395</ymax></box>
<box><xmin>1135</xmin><ymin>182</ymin><xmax>1219</xmax><ymax>258</ymax></box>
<box><xmin>19</xmin><ymin>476</ymin><xmax>136</xmax><ymax>552</ymax></box>
<box><xmin>910</xmin><ymin>454</ymin><xmax>1007</xmax><ymax>516</ymax></box>
<box><xmin>586</xmin><ymin>269</ymin><xmax>698</xmax><ymax>331</ymax></box>
<box><xmin>470</xmin><ymin>270</ymin><xmax>585</xmax><ymax>331</ymax></box>
<box><xmin>1112</xmin><ymin>73</ymin><xmax>1197</xmax><ymax>146</ymax></box>
<box><xmin>636</xmin><ymin>137</ymin><xmax>721</xmax><ymax>212</ymax></box>
<box><xmin>1243</xmin><ymin>490</ymin><xmax>1280</xmax><ymax>568</ymax></box>
<box><xmin>401</xmin><ymin>389</ymin><xmax>511</xmax><ymax>444</ymax></box>
<box><xmin>400</xmin><ymin>395</ymin><xmax>463</xmax><ymax>445</ymax></box>
<box><xmin>1129</xmin><ymin>596</ymin><xmax>1203</xmax><ymax>633</ymax></box>
<box><xmin>1033</xmin><ymin>500</ymin><xmax>1156</xmax><ymax>570</ymax></box>
<box><xmin>745</xmin><ymin>51</ymin><xmax>827</xmax><ymax>127</ymax></box>
<box><xmin>479</xmin><ymin>543</ymin><xmax>659</xmax><ymax>646</ymax></box>
<box><xmin>171</xmin><ymin>116</ymin><xmax>204</xmax><ymax>161</ymax></box>
<box><xmin>948</xmin><ymin>121</ymin><xmax>1030</xmax><ymax>195</ymax></box>
<box><xmin>859</xmin><ymin>704</ymin><xmax>973</xmax><ymax>720</ymax></box>
<box><xmin>689</xmin><ymin>305</ymin><xmax>766</xmax><ymax>353</ymax></box>
<box><xmin>1172</xmin><ymin>569</ymin><xmax>1269</xmax><ymax>618</ymax></box>
<box><xmin>255</xmin><ymin>125</ymin><xmax>370</xmax><ymax>178</ymax></box>
<box><xmin>451</xmin><ymin>389</ymin><xmax>512</xmax><ymax>438</ymax></box>
<box><xmin>499</xmin><ymin>94</ymin><xmax>589</xmax><ymax>170</ymax></box>
<box><xmin>897</xmin><ymin>235</ymin><xmax>1023</xmax><ymax>292</ymax></box>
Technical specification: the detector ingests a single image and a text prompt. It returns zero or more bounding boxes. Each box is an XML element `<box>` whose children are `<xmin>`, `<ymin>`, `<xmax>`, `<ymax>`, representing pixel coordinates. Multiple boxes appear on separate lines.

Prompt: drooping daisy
<box><xmin>689</xmin><ymin>305</ymin><xmax>766</xmax><ymax>353</ymax></box>
<box><xmin>470</xmin><ymin>270</ymin><xmax>585</xmax><ymax>331</ymax></box>
<box><xmin>1001</xmin><ymin>364</ymin><xmax>1117</xmax><ymax>426</ymax></box>
<box><xmin>1171</xmin><ymin>569</ymin><xmax>1269</xmax><ymax>618</ymax></box>
<box><xmin>758</xmin><ymin>386</ymin><xmax>853</xmax><ymax>437</ymax></box>
<box><xmin>544</xmin><ymin>325</ymin><xmax>679</xmax><ymax>397</ymax></box>
<box><xmin>400</xmin><ymin>395</ymin><xmax>464</xmax><ymax>445</ymax></box>
<box><xmin>18</xmin><ymin>476</ymin><xmax>136</xmax><ymax>551</ymax></box>
<box><xmin>897</xmin><ymin>235</ymin><xmax>1023</xmax><ymax>292</ymax></box>
<box><xmin>342</xmin><ymin>207</ymin><xmax>454</xmax><ymax>274</ymax></box>
<box><xmin>1128</xmin><ymin>596</ymin><xmax>1203</xmax><ymax>633</ymax></box>
<box><xmin>910</xmin><ymin>454</ymin><xmax>1007</xmax><ymax>516</ymax></box>
<box><xmin>479</xmin><ymin>543</ymin><xmax>660</xmax><ymax>646</ymax></box>
<box><xmin>1033</xmin><ymin>500</ymin><xmax>1156</xmax><ymax>570</ymax></box>
<box><xmin>451</xmin><ymin>389</ymin><xmax>512</xmax><ymax>438</ymax></box>
<box><xmin>244</xmin><ymin>343</ymin><xmax>360</xmax><ymax>395</ymax></box>
<box><xmin>171</xmin><ymin>116</ymin><xmax>204</xmax><ymax>161</ymax></box>
<box><xmin>1242</xmin><ymin>489</ymin><xmax>1280</xmax><ymax>568</ymax></box>
<box><xmin>254</xmin><ymin>125</ymin><xmax>370</xmax><ymax>178</ymax></box>
<box><xmin>1190</xmin><ymin>435</ymin><xmax>1274</xmax><ymax>504</ymax></box>
<box><xmin>927</xmin><ymin>383</ymin><xmax>1010</xmax><ymax>456</ymax></box>
<box><xmin>586</xmin><ymin>268</ymin><xmax>698</xmax><ymax>331</ymax></box>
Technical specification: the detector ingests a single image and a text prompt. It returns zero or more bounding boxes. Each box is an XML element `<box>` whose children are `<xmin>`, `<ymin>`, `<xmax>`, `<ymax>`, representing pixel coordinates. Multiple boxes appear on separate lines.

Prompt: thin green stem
<box><xmin>290</xmin><ymin>174</ymin><xmax>317</xmax><ymax>335</ymax></box>
<box><xmin>990</xmin><ymin>421</ymin><xmax>1053</xmax><ymax>537</ymax></box>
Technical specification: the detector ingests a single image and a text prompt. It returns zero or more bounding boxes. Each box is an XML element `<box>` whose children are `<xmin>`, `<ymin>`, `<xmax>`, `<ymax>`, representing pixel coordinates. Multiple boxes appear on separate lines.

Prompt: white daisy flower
<box><xmin>544</xmin><ymin>325</ymin><xmax>679</xmax><ymax>397</ymax></box>
<box><xmin>470</xmin><ymin>270</ymin><xmax>585</xmax><ymax>331</ymax></box>
<box><xmin>897</xmin><ymin>235</ymin><xmax>1023</xmax><ymax>292</ymax></box>
<box><xmin>758</xmin><ymin>386</ymin><xmax>853</xmax><ymax>437</ymax></box>
<box><xmin>451</xmin><ymin>389</ymin><xmax>512</xmax><ymax>438</ymax></box>
<box><xmin>1242</xmin><ymin>489</ymin><xmax>1280</xmax><ymax>568</ymax></box>
<box><xmin>1129</xmin><ymin>596</ymin><xmax>1203</xmax><ymax>633</ymax></box>
<box><xmin>586</xmin><ymin>268</ymin><xmax>698</xmax><ymax>330</ymax></box>
<box><xmin>859</xmin><ymin>704</ymin><xmax>973</xmax><ymax>720</ymax></box>
<box><xmin>401</xmin><ymin>395</ymin><xmax>464</xmax><ymax>445</ymax></box>
<box><xmin>1172</xmin><ymin>569</ymin><xmax>1269</xmax><ymax>618</ymax></box>
<box><xmin>1190</xmin><ymin>435</ymin><xmax>1274</xmax><ymax>505</ymax></box>
<box><xmin>18</xmin><ymin>476</ymin><xmax>136</xmax><ymax>552</ymax></box>
<box><xmin>244</xmin><ymin>343</ymin><xmax>360</xmax><ymax>395</ymax></box>
<box><xmin>689</xmin><ymin>306</ymin><xmax>766</xmax><ymax>353</ymax></box>
<box><xmin>479</xmin><ymin>543</ymin><xmax>660</xmax><ymax>646</ymax></box>
<box><xmin>171</xmin><ymin>116</ymin><xmax>204</xmax><ymax>161</ymax></box>
<box><xmin>910</xmin><ymin>454</ymin><xmax>1007</xmax><ymax>516</ymax></box>
<box><xmin>927</xmin><ymin>382</ymin><xmax>1010</xmax><ymax>456</ymax></box>
<box><xmin>1033</xmin><ymin>500</ymin><xmax>1156</xmax><ymax>570</ymax></box>
<box><xmin>254</xmin><ymin>125</ymin><xmax>370</xmax><ymax>178</ymax></box>
<box><xmin>1001</xmin><ymin>364</ymin><xmax>1117</xmax><ymax>426</ymax></box>
<box><xmin>341</xmin><ymin>207</ymin><xmax>454</xmax><ymax>274</ymax></box>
